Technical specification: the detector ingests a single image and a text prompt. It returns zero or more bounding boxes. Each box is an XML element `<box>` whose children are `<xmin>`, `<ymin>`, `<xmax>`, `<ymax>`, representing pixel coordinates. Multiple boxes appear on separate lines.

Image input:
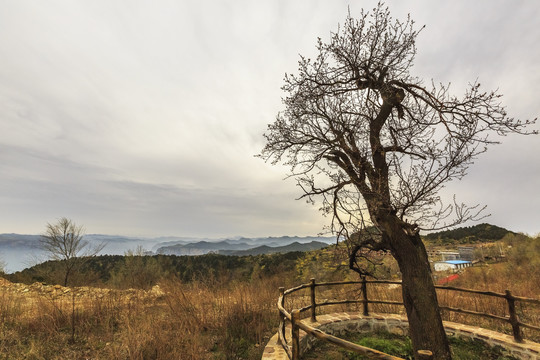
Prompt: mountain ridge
<box><xmin>0</xmin><ymin>223</ymin><xmax>517</xmax><ymax>272</ymax></box>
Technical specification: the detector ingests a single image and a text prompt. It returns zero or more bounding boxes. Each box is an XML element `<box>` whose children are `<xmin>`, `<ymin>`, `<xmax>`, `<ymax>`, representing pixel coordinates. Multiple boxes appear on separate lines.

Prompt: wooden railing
<box><xmin>277</xmin><ymin>278</ymin><xmax>540</xmax><ymax>360</ymax></box>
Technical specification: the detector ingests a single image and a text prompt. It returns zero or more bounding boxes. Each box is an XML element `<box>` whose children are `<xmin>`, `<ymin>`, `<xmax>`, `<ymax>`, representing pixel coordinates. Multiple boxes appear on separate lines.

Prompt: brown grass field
<box><xmin>0</xmin><ymin>234</ymin><xmax>538</xmax><ymax>359</ymax></box>
<box><xmin>0</xmin><ymin>275</ymin><xmax>295</xmax><ymax>360</ymax></box>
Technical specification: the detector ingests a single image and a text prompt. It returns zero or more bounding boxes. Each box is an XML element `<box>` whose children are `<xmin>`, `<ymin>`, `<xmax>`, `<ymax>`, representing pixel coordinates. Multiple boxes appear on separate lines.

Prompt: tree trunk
<box><xmin>64</xmin><ymin>261</ymin><xmax>73</xmax><ymax>287</ymax></box>
<box><xmin>381</xmin><ymin>216</ymin><xmax>452</xmax><ymax>360</ymax></box>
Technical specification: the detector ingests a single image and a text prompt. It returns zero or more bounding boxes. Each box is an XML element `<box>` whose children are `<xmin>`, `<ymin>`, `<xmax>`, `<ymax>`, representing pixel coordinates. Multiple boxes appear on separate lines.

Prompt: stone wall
<box><xmin>0</xmin><ymin>277</ymin><xmax>165</xmax><ymax>301</ymax></box>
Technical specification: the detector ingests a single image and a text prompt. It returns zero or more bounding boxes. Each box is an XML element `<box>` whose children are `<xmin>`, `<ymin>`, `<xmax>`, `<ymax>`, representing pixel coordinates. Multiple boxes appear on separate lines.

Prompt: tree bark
<box><xmin>379</xmin><ymin>215</ymin><xmax>452</xmax><ymax>360</ymax></box>
<box><xmin>64</xmin><ymin>268</ymin><xmax>70</xmax><ymax>287</ymax></box>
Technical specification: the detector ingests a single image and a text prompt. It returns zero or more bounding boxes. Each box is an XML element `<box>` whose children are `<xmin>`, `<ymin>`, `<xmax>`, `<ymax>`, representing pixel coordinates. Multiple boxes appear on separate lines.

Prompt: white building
<box><xmin>439</xmin><ymin>251</ymin><xmax>460</xmax><ymax>261</ymax></box>
<box><xmin>433</xmin><ymin>260</ymin><xmax>472</xmax><ymax>272</ymax></box>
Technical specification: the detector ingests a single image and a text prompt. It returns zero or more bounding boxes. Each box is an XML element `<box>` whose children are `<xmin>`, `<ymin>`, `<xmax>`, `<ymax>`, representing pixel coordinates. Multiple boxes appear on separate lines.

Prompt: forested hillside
<box><xmin>5</xmin><ymin>223</ymin><xmax>519</xmax><ymax>287</ymax></box>
<box><xmin>423</xmin><ymin>223</ymin><xmax>514</xmax><ymax>244</ymax></box>
<box><xmin>6</xmin><ymin>251</ymin><xmax>305</xmax><ymax>288</ymax></box>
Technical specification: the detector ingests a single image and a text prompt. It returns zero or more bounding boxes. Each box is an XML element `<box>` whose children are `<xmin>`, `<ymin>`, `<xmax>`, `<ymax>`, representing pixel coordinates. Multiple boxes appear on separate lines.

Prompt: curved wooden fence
<box><xmin>277</xmin><ymin>278</ymin><xmax>540</xmax><ymax>360</ymax></box>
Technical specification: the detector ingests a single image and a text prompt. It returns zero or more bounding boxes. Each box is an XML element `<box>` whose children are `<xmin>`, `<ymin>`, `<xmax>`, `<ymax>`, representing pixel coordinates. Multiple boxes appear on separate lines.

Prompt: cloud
<box><xmin>0</xmin><ymin>143</ymin><xmax>322</xmax><ymax>237</ymax></box>
<box><xmin>0</xmin><ymin>0</ymin><xmax>538</xmax><ymax>237</ymax></box>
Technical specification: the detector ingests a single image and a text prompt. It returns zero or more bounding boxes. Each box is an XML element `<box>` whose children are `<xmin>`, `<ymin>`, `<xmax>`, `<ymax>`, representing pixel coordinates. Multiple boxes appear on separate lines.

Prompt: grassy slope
<box><xmin>0</xmin><ymin>225</ymin><xmax>537</xmax><ymax>359</ymax></box>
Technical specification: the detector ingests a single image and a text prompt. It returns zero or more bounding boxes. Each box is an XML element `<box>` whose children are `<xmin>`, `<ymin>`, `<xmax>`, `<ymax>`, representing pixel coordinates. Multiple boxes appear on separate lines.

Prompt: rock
<box><xmin>151</xmin><ymin>285</ymin><xmax>165</xmax><ymax>297</ymax></box>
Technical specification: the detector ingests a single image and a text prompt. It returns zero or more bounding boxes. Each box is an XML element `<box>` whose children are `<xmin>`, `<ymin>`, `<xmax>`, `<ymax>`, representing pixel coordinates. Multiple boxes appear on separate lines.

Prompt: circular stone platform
<box><xmin>262</xmin><ymin>312</ymin><xmax>540</xmax><ymax>360</ymax></box>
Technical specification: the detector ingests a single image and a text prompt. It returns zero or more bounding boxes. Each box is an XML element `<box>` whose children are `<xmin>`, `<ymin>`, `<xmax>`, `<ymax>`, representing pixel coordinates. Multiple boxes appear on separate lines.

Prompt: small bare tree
<box><xmin>260</xmin><ymin>4</ymin><xmax>535</xmax><ymax>359</ymax></box>
<box><xmin>40</xmin><ymin>217</ymin><xmax>105</xmax><ymax>286</ymax></box>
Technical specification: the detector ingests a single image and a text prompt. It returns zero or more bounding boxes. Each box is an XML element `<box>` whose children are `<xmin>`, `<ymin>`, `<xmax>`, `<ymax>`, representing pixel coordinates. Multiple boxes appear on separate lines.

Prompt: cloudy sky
<box><xmin>0</xmin><ymin>0</ymin><xmax>538</xmax><ymax>238</ymax></box>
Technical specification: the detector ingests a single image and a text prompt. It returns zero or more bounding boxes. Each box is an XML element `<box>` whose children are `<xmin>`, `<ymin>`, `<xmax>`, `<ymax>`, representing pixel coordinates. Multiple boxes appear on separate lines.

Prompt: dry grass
<box><xmin>0</xmin><ymin>274</ymin><xmax>291</xmax><ymax>360</ymax></box>
<box><xmin>1</xmin><ymin>236</ymin><xmax>538</xmax><ymax>358</ymax></box>
<box><xmin>439</xmin><ymin>261</ymin><xmax>540</xmax><ymax>341</ymax></box>
<box><xmin>439</xmin><ymin>235</ymin><xmax>540</xmax><ymax>341</ymax></box>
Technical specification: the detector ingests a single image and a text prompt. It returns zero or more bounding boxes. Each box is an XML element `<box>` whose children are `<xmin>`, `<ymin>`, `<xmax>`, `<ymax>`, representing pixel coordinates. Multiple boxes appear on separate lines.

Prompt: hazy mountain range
<box><xmin>154</xmin><ymin>236</ymin><xmax>334</xmax><ymax>255</ymax></box>
<box><xmin>0</xmin><ymin>223</ymin><xmax>513</xmax><ymax>273</ymax></box>
<box><xmin>0</xmin><ymin>233</ymin><xmax>334</xmax><ymax>273</ymax></box>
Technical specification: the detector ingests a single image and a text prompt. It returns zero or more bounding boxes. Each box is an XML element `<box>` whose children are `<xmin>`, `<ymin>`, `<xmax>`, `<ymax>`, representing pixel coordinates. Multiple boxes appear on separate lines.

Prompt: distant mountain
<box><xmin>0</xmin><ymin>233</ymin><xmax>152</xmax><ymax>248</ymax></box>
<box><xmin>0</xmin><ymin>234</ymin><xmax>158</xmax><ymax>273</ymax></box>
<box><xmin>157</xmin><ymin>241</ymin><xmax>253</xmax><ymax>255</ymax></box>
<box><xmin>149</xmin><ymin>237</ymin><xmax>215</xmax><ymax>251</ymax></box>
<box><xmin>154</xmin><ymin>236</ymin><xmax>335</xmax><ymax>256</ymax></box>
<box><xmin>0</xmin><ymin>233</ymin><xmax>335</xmax><ymax>272</ymax></box>
<box><xmin>217</xmin><ymin>241</ymin><xmax>329</xmax><ymax>256</ymax></box>
<box><xmin>220</xmin><ymin>236</ymin><xmax>331</xmax><ymax>246</ymax></box>
<box><xmin>0</xmin><ymin>234</ymin><xmax>42</xmax><ymax>249</ymax></box>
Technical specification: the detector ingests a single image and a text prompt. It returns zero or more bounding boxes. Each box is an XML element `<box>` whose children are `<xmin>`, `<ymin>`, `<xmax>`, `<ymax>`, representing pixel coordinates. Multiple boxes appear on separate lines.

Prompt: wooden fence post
<box><xmin>291</xmin><ymin>309</ymin><xmax>300</xmax><ymax>360</ymax></box>
<box><xmin>505</xmin><ymin>290</ymin><xmax>523</xmax><ymax>343</ymax></box>
<box><xmin>310</xmin><ymin>278</ymin><xmax>317</xmax><ymax>322</ymax></box>
<box><xmin>361</xmin><ymin>276</ymin><xmax>369</xmax><ymax>316</ymax></box>
<box><xmin>278</xmin><ymin>287</ymin><xmax>286</xmax><ymax>345</ymax></box>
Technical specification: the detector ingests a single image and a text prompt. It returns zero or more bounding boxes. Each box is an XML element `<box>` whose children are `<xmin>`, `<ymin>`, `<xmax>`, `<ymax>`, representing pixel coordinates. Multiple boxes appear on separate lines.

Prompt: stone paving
<box><xmin>262</xmin><ymin>312</ymin><xmax>540</xmax><ymax>359</ymax></box>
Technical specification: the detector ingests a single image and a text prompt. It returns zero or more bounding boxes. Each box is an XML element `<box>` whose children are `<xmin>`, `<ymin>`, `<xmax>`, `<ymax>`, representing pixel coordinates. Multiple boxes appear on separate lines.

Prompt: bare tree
<box><xmin>40</xmin><ymin>217</ymin><xmax>105</xmax><ymax>286</ymax></box>
<box><xmin>260</xmin><ymin>4</ymin><xmax>535</xmax><ymax>359</ymax></box>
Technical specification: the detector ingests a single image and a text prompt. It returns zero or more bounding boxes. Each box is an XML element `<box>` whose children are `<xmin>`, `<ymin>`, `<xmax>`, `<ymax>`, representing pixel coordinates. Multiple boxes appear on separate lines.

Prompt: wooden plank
<box><xmin>278</xmin><ymin>295</ymin><xmax>292</xmax><ymax>321</ymax></box>
<box><xmin>439</xmin><ymin>306</ymin><xmax>509</xmax><ymax>322</ymax></box>
<box><xmin>435</xmin><ymin>285</ymin><xmax>507</xmax><ymax>298</ymax></box>
<box><xmin>512</xmin><ymin>296</ymin><xmax>540</xmax><ymax>305</ymax></box>
<box><xmin>368</xmin><ymin>300</ymin><xmax>403</xmax><ymax>306</ymax></box>
<box><xmin>315</xmin><ymin>299</ymin><xmax>362</xmax><ymax>307</ymax></box>
<box><xmin>310</xmin><ymin>278</ymin><xmax>317</xmax><ymax>322</ymax></box>
<box><xmin>314</xmin><ymin>280</ymin><xmax>363</xmax><ymax>287</ymax></box>
<box><xmin>519</xmin><ymin>322</ymin><xmax>540</xmax><ymax>331</ymax></box>
<box><xmin>291</xmin><ymin>310</ymin><xmax>300</xmax><ymax>359</ymax></box>
<box><xmin>365</xmin><ymin>280</ymin><xmax>403</xmax><ymax>285</ymax></box>
<box><xmin>278</xmin><ymin>327</ymin><xmax>292</xmax><ymax>359</ymax></box>
<box><xmin>314</xmin><ymin>279</ymin><xmax>402</xmax><ymax>287</ymax></box>
<box><xmin>284</xmin><ymin>283</ymin><xmax>310</xmax><ymax>295</ymax></box>
<box><xmin>506</xmin><ymin>290</ymin><xmax>524</xmax><ymax>342</ymax></box>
